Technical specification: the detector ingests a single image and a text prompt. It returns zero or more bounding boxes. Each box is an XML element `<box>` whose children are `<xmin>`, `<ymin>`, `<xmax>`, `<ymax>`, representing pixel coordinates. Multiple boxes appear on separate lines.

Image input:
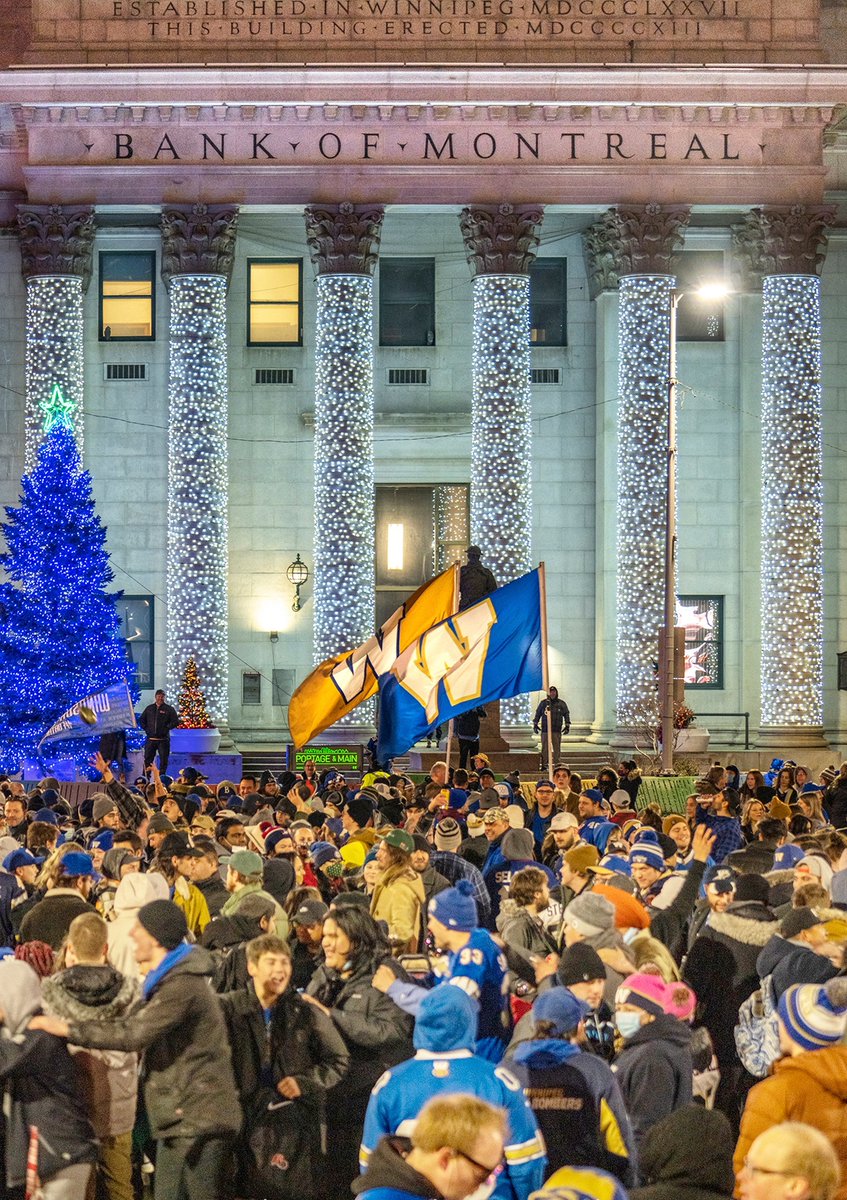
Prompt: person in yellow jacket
<box><xmin>154</xmin><ymin>835</ymin><xmax>211</xmax><ymax>938</ymax></box>
<box><xmin>370</xmin><ymin>828</ymin><xmax>425</xmax><ymax>953</ymax></box>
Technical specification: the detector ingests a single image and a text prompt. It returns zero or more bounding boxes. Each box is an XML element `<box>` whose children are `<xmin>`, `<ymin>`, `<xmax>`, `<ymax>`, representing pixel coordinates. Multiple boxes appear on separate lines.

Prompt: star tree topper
<box><xmin>40</xmin><ymin>383</ymin><xmax>75</xmax><ymax>434</ymax></box>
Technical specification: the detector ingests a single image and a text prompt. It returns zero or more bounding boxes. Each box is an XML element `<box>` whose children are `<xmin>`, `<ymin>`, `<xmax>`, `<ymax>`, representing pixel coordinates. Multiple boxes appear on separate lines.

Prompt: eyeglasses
<box><xmin>742</xmin><ymin>1158</ymin><xmax>801</xmax><ymax>1179</ymax></box>
<box><xmin>452</xmin><ymin>1148</ymin><xmax>504</xmax><ymax>1186</ymax></box>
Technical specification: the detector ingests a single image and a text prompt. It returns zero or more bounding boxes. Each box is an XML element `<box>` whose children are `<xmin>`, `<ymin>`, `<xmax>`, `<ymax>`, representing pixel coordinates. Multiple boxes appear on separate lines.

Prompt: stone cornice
<box><xmin>1</xmin><ymin>64</ymin><xmax>847</xmax><ymax>109</ymax></box>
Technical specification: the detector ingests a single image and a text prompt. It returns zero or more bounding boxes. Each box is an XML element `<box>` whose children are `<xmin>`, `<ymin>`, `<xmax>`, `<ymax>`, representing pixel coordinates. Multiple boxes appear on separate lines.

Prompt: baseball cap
<box><xmin>292</xmin><ymin>899</ymin><xmax>329</xmax><ymax>926</ymax></box>
<box><xmin>229</xmin><ymin>849</ymin><xmax>263</xmax><ymax>875</ymax></box>
<box><xmin>381</xmin><ymin>828</ymin><xmax>415</xmax><ymax>855</ymax></box>
<box><xmin>483</xmin><ymin>807</ymin><xmax>508</xmax><ymax>825</ymax></box>
<box><xmin>3</xmin><ymin>848</ymin><xmax>40</xmax><ymax>871</ymax></box>
<box><xmin>550</xmin><ymin>811</ymin><xmax>579</xmax><ymax>832</ymax></box>
<box><xmin>60</xmin><ymin>851</ymin><xmax>99</xmax><ymax>879</ymax></box>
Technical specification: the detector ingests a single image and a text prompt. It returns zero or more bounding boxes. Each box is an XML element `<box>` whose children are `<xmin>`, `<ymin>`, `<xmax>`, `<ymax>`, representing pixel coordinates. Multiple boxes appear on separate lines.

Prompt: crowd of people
<box><xmin>1</xmin><ymin>749</ymin><xmax>846</xmax><ymax>1200</ymax></box>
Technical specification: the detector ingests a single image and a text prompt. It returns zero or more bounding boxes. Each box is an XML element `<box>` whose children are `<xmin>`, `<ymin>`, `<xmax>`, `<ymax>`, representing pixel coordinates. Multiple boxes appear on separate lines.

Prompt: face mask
<box><xmin>615</xmin><ymin>1011</ymin><xmax>643</xmax><ymax>1040</ymax></box>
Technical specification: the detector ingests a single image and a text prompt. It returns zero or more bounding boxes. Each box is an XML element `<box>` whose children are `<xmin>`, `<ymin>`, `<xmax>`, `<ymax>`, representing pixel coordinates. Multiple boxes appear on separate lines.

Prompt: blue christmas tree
<box><xmin>0</xmin><ymin>387</ymin><xmax>138</xmax><ymax>772</ymax></box>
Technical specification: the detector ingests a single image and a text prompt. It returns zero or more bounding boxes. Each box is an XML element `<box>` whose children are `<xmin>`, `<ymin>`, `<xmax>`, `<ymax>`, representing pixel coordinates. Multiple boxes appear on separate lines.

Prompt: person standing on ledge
<box><xmin>459</xmin><ymin>545</ymin><xmax>497</xmax><ymax>610</ymax></box>
<box><xmin>534</xmin><ymin>686</ymin><xmax>571</xmax><ymax>771</ymax></box>
<box><xmin>140</xmin><ymin>688</ymin><xmax>179</xmax><ymax>774</ymax></box>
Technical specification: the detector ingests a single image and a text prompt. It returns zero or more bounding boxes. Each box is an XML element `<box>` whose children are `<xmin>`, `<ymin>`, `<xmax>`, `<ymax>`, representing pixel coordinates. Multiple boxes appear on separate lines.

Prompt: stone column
<box><xmin>733</xmin><ymin>205</ymin><xmax>836</xmax><ymax>746</ymax></box>
<box><xmin>161</xmin><ymin>203</ymin><xmax>238</xmax><ymax>731</ymax></box>
<box><xmin>586</xmin><ymin>205</ymin><xmax>690</xmax><ymax>740</ymax></box>
<box><xmin>304</xmin><ymin>203</ymin><xmax>384</xmax><ymax>699</ymax></box>
<box><xmin>17</xmin><ymin>204</ymin><xmax>95</xmax><ymax>469</ymax></box>
<box><xmin>459</xmin><ymin>203</ymin><xmax>543</xmax><ymax>728</ymax></box>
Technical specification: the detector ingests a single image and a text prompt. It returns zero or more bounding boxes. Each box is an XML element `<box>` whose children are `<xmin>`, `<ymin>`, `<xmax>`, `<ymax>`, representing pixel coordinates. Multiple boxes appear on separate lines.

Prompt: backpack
<box><xmin>734</xmin><ymin>973</ymin><xmax>780</xmax><ymax>1078</ymax></box>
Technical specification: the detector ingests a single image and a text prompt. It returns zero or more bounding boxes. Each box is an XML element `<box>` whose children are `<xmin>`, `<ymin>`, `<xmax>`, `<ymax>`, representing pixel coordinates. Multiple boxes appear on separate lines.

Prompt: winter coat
<box><xmin>497</xmin><ymin>901</ymin><xmax>559</xmax><ymax>965</ymax></box>
<box><xmin>417</xmin><ymin>864</ymin><xmax>450</xmax><ymax>910</ymax></box>
<box><xmin>683</xmin><ymin>901</ymin><xmax>778</xmax><ymax>1068</ymax></box>
<box><xmin>19</xmin><ymin>887</ymin><xmax>98</xmax><ymax>950</ymax></box>
<box><xmin>734</xmin><ymin>1046</ymin><xmax>847</xmax><ymax>1200</ymax></box>
<box><xmin>756</xmin><ymin>935</ymin><xmax>839</xmax><ymax>999</ymax></box>
<box><xmin>353</xmin><ymin>1134</ymin><xmax>442</xmax><ymax>1200</ymax></box>
<box><xmin>631</xmin><ymin>1104</ymin><xmax>735</xmax><ymax>1200</ymax></box>
<box><xmin>512</xmin><ymin>1037</ymin><xmax>635</xmax><ymax>1186</ymax></box>
<box><xmin>726</xmin><ymin>840</ymin><xmax>780</xmax><ymax>875</ymax></box>
<box><xmin>613</xmin><ymin>1013</ymin><xmax>693</xmax><ymax>1150</ymax></box>
<box><xmin>171</xmin><ymin>875</ymin><xmax>211</xmax><ymax>937</ymax></box>
<box><xmin>308</xmin><ymin>957</ymin><xmax>414</xmax><ymax>1195</ymax></box>
<box><xmin>42</xmin><ymin>964</ymin><xmax>141</xmax><ymax>1138</ymax></box>
<box><xmin>194</xmin><ymin>871</ymin><xmax>229</xmax><ymax>917</ymax></box>
<box><xmin>67</xmin><ymin>946</ymin><xmax>242</xmax><ymax>1140</ymax></box>
<box><xmin>371</xmin><ymin>865</ymin><xmax>426</xmax><ymax>951</ymax></box>
<box><xmin>0</xmin><ymin>962</ymin><xmax>97</xmax><ymax>1189</ymax></box>
<box><xmin>220</xmin><ymin>984</ymin><xmax>348</xmax><ymax>1113</ymax></box>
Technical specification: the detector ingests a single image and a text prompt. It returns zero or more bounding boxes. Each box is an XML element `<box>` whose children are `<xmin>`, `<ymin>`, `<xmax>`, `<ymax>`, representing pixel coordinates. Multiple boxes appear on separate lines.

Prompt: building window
<box><xmin>117</xmin><ymin>595</ymin><xmax>154</xmax><ymax>688</ymax></box>
<box><xmin>247</xmin><ymin>259</ymin><xmax>302</xmax><ymax>346</ymax></box>
<box><xmin>529</xmin><ymin>258</ymin><xmax>567</xmax><ymax>347</ymax></box>
<box><xmin>374</xmin><ymin>484</ymin><xmax>469</xmax><ymax>629</ymax></box>
<box><xmin>676</xmin><ymin>250</ymin><xmax>726</xmax><ymax>342</ymax></box>
<box><xmin>242</xmin><ymin>672</ymin><xmax>262</xmax><ymax>705</ymax></box>
<box><xmin>379</xmin><ymin>259</ymin><xmax>436</xmax><ymax>347</ymax></box>
<box><xmin>99</xmin><ymin>251</ymin><xmax>155</xmax><ymax>341</ymax></box>
<box><xmin>676</xmin><ymin>595</ymin><xmax>724</xmax><ymax>689</ymax></box>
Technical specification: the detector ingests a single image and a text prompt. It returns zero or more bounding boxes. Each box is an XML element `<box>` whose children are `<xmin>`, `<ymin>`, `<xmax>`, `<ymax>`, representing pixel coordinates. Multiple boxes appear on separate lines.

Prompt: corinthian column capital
<box><xmin>17</xmin><ymin>204</ymin><xmax>95</xmax><ymax>290</ymax></box>
<box><xmin>304</xmin><ymin>203</ymin><xmax>385</xmax><ymax>276</ymax></box>
<box><xmin>583</xmin><ymin>204</ymin><xmax>690</xmax><ymax>299</ymax></box>
<box><xmin>160</xmin><ymin>204</ymin><xmax>239</xmax><ymax>285</ymax></box>
<box><xmin>732</xmin><ymin>205</ymin><xmax>838</xmax><ymax>290</ymax></box>
<box><xmin>459</xmin><ymin>204</ymin><xmax>544</xmax><ymax>277</ymax></box>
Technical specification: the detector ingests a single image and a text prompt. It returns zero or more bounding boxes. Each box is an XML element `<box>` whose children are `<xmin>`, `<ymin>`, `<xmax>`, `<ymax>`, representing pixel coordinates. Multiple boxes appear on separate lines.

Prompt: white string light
<box><xmin>471</xmin><ymin>274</ymin><xmax>532</xmax><ymax>724</ymax></box>
<box><xmin>313</xmin><ymin>274</ymin><xmax>375</xmax><ymax>722</ymax></box>
<box><xmin>25</xmin><ymin>277</ymin><xmax>84</xmax><ymax>470</ymax></box>
<box><xmin>166</xmin><ymin>274</ymin><xmax>229</xmax><ymax>726</ymax></box>
<box><xmin>760</xmin><ymin>274</ymin><xmax>823</xmax><ymax>727</ymax></box>
<box><xmin>615</xmin><ymin>274</ymin><xmax>675</xmax><ymax>728</ymax></box>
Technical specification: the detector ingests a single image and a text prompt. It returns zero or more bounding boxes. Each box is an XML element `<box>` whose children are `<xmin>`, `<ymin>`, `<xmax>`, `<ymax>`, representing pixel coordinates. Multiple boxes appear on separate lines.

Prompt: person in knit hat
<box><xmin>562</xmin><ymin>893</ymin><xmax>633</xmax><ymax>1007</ymax></box>
<box><xmin>511</xmin><ymin>986</ymin><xmax>636</xmax><ymax>1186</ymax></box>
<box><xmin>374</xmin><ymin>878</ymin><xmax>510</xmax><ymax>1062</ymax></box>
<box><xmin>735</xmin><ymin>979</ymin><xmax>847</xmax><ymax>1194</ymax></box>
<box><xmin>612</xmin><ymin>972</ymin><xmax>693</xmax><ymax>1149</ymax></box>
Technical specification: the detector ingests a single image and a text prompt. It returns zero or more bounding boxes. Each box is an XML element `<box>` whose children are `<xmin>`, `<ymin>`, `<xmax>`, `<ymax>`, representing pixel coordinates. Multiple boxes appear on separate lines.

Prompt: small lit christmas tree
<box><xmin>177</xmin><ymin>657</ymin><xmax>215</xmax><ymax>729</ymax></box>
<box><xmin>0</xmin><ymin>386</ymin><xmax>138</xmax><ymax>771</ymax></box>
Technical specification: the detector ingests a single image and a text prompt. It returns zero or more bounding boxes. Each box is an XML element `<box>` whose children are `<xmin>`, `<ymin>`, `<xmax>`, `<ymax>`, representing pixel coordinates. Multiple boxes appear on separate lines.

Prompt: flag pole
<box><xmin>442</xmin><ymin>561</ymin><xmax>461</xmax><ymax>781</ymax></box>
<box><xmin>539</xmin><ymin>561</ymin><xmax>553</xmax><ymax>777</ymax></box>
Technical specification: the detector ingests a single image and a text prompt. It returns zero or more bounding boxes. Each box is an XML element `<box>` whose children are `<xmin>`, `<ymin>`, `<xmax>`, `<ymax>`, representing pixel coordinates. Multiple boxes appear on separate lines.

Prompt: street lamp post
<box><xmin>660</xmin><ymin>283</ymin><xmax>728</xmax><ymax>774</ymax></box>
<box><xmin>660</xmin><ymin>293</ymin><xmax>679</xmax><ymax>774</ymax></box>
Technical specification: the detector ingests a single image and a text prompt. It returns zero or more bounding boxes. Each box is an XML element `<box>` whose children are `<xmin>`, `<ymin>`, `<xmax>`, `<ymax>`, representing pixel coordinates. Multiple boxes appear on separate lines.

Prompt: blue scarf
<box><xmin>142</xmin><ymin>941</ymin><xmax>194</xmax><ymax>1000</ymax></box>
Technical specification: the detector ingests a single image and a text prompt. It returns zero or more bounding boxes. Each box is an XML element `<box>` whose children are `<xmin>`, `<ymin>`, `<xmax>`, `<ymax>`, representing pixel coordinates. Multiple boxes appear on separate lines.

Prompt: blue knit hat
<box><xmin>778</xmin><ymin>979</ymin><xmax>847</xmax><ymax>1051</ymax></box>
<box><xmin>629</xmin><ymin>842</ymin><xmax>665</xmax><ymax>872</ymax></box>
<box><xmin>583</xmin><ymin>788</ymin><xmax>604</xmax><ymax>807</ymax></box>
<box><xmin>429</xmin><ymin>878</ymin><xmax>478</xmax><ymax>931</ymax></box>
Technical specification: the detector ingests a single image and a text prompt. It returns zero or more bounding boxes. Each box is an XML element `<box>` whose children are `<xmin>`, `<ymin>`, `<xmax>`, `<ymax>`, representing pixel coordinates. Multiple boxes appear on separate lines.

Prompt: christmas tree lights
<box><xmin>615</xmin><ymin>275</ymin><xmax>675</xmax><ymax>728</ymax></box>
<box><xmin>166</xmin><ymin>275</ymin><xmax>229</xmax><ymax>726</ymax></box>
<box><xmin>470</xmin><ymin>275</ymin><xmax>532</xmax><ymax>724</ymax></box>
<box><xmin>0</xmin><ymin>401</ymin><xmax>136</xmax><ymax>772</ymax></box>
<box><xmin>24</xmin><ymin>276</ymin><xmax>84</xmax><ymax>470</ymax></box>
<box><xmin>313</xmin><ymin>274</ymin><xmax>376</xmax><ymax>682</ymax></box>
<box><xmin>760</xmin><ymin>274</ymin><xmax>823</xmax><ymax>727</ymax></box>
<box><xmin>176</xmin><ymin>657</ymin><xmax>214</xmax><ymax>729</ymax></box>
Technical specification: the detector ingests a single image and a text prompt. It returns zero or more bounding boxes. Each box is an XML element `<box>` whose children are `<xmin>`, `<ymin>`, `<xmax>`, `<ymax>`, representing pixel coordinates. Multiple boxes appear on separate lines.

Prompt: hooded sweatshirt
<box><xmin>360</xmin><ymin>985</ymin><xmax>546</xmax><ymax>1200</ymax></box>
<box><xmin>42</xmin><ymin>964</ymin><xmax>141</xmax><ymax>1138</ymax></box>
<box><xmin>632</xmin><ymin>1104</ymin><xmax>735</xmax><ymax>1200</ymax></box>
<box><xmin>107</xmin><ymin>873</ymin><xmax>161</xmax><ymax>979</ymax></box>
<box><xmin>612</xmin><ymin>1014</ymin><xmax>693</xmax><ymax>1150</ymax></box>
<box><xmin>0</xmin><ymin>960</ymin><xmax>96</xmax><ymax>1188</ymax></box>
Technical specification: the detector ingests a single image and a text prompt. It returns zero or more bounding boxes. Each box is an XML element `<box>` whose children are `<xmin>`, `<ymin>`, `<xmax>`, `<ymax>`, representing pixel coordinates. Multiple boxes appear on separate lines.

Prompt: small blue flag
<box><xmin>377</xmin><ymin>569</ymin><xmax>543</xmax><ymax>761</ymax></box>
<box><xmin>38</xmin><ymin>681</ymin><xmax>137</xmax><ymax>748</ymax></box>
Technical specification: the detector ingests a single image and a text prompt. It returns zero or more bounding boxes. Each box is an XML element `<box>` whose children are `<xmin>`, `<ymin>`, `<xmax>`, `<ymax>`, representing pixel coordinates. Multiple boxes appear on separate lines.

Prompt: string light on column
<box><xmin>313</xmin><ymin>274</ymin><xmax>375</xmax><ymax>700</ymax></box>
<box><xmin>471</xmin><ymin>274</ymin><xmax>532</xmax><ymax>723</ymax></box>
<box><xmin>615</xmin><ymin>274</ymin><xmax>675</xmax><ymax>728</ymax></box>
<box><xmin>166</xmin><ymin>274</ymin><xmax>229</xmax><ymax>726</ymax></box>
<box><xmin>760</xmin><ymin>274</ymin><xmax>823</xmax><ymax>727</ymax></box>
<box><xmin>25</xmin><ymin>276</ymin><xmax>84</xmax><ymax>470</ymax></box>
